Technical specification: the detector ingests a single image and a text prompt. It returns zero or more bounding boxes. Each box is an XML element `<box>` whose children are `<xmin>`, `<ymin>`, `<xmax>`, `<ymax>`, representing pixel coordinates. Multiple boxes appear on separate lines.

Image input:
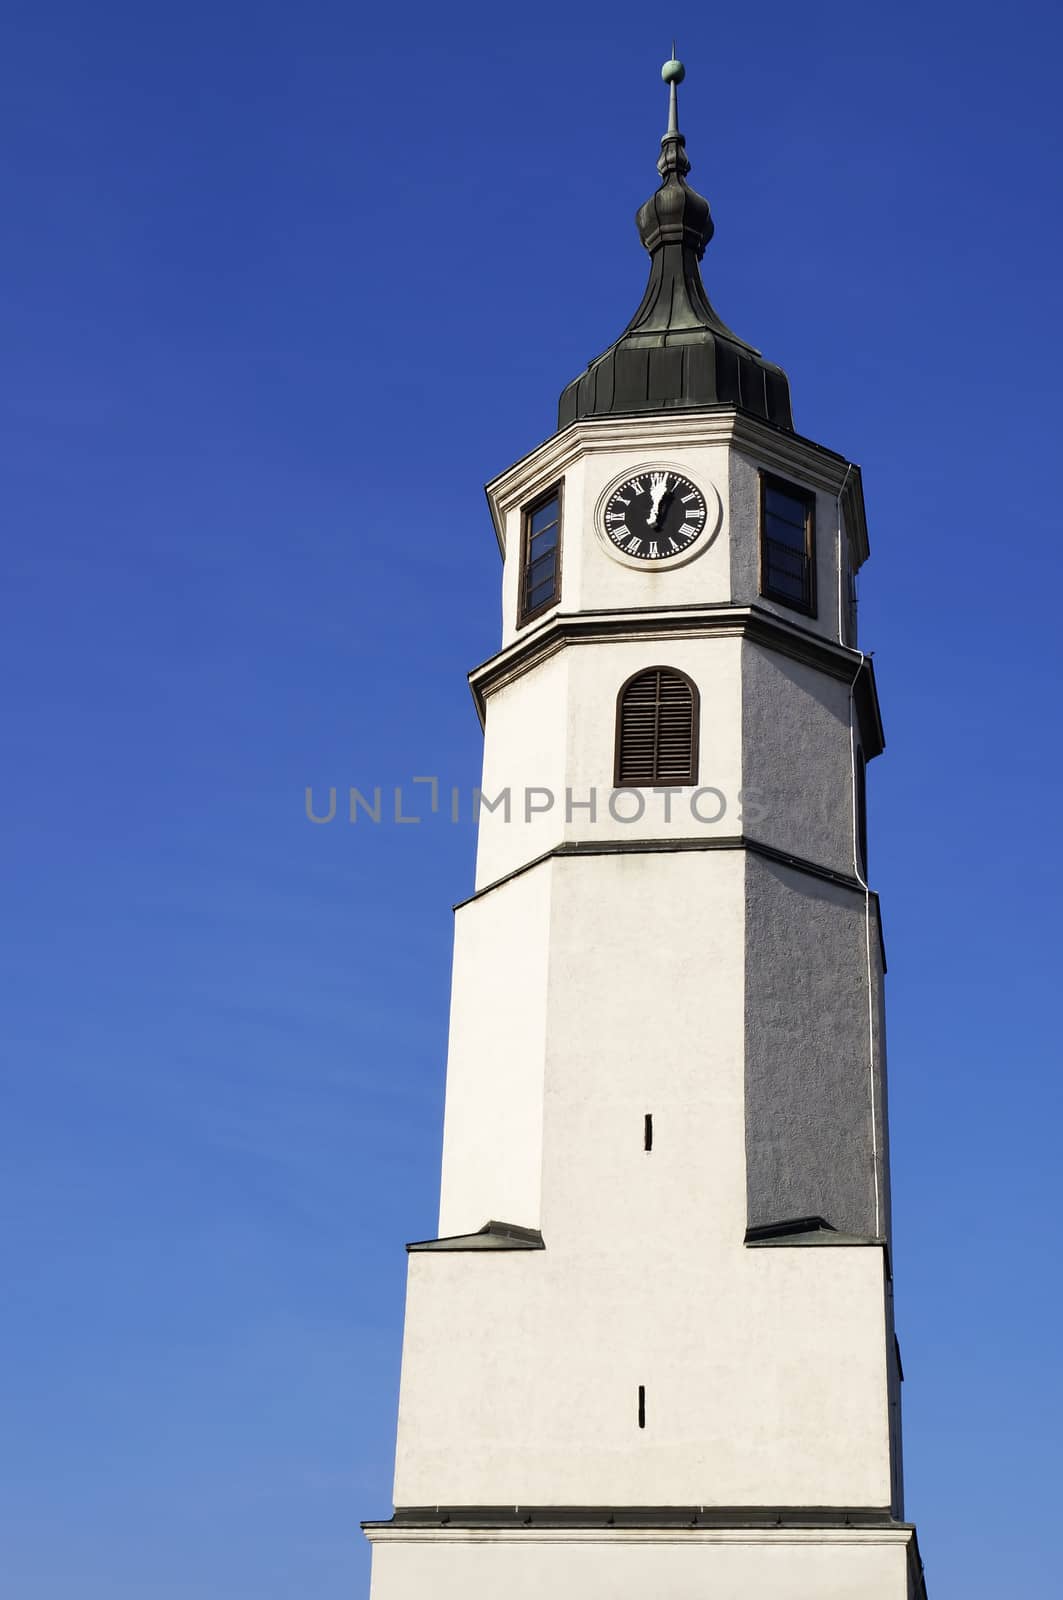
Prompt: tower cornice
<box><xmin>365</xmin><ymin>1514</ymin><xmax>916</xmax><ymax>1541</ymax></box>
<box><xmin>485</xmin><ymin>409</ymin><xmax>869</xmax><ymax>566</ymax></box>
<box><xmin>467</xmin><ymin>602</ymin><xmax>884</xmax><ymax>757</ymax></box>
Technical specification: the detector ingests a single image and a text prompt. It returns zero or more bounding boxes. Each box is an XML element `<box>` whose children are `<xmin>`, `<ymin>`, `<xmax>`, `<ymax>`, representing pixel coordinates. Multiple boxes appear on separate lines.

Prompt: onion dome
<box><xmin>558</xmin><ymin>57</ymin><xmax>793</xmax><ymax>431</ymax></box>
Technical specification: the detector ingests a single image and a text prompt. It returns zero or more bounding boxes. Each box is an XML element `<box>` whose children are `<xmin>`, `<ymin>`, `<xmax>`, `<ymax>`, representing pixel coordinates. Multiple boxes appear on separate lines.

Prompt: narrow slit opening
<box><xmin>644</xmin><ymin>1113</ymin><xmax>653</xmax><ymax>1151</ymax></box>
<box><xmin>637</xmin><ymin>1384</ymin><xmax>646</xmax><ymax>1429</ymax></box>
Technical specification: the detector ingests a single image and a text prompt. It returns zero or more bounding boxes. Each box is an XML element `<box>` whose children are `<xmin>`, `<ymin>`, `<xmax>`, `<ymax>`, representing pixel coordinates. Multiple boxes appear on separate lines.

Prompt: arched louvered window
<box><xmin>614</xmin><ymin>667</ymin><xmax>699</xmax><ymax>786</ymax></box>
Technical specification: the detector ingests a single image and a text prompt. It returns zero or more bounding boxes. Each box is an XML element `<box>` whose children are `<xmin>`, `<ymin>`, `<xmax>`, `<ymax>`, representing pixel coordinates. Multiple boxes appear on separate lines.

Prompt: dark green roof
<box><xmin>558</xmin><ymin>70</ymin><xmax>793</xmax><ymax>433</ymax></box>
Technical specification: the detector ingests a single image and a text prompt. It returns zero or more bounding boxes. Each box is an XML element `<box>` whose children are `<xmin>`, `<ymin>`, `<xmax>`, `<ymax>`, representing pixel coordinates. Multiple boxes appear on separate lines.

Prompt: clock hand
<box><xmin>646</xmin><ymin>472</ymin><xmax>670</xmax><ymax>529</ymax></box>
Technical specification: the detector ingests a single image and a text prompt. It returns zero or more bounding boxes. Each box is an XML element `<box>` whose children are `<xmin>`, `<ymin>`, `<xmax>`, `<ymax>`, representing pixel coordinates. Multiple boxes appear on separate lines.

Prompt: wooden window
<box><xmin>760</xmin><ymin>473</ymin><xmax>816</xmax><ymax>615</ymax></box>
<box><xmin>518</xmin><ymin>485</ymin><xmax>562</xmax><ymax>625</ymax></box>
<box><xmin>615</xmin><ymin>667</ymin><xmax>699</xmax><ymax>786</ymax></box>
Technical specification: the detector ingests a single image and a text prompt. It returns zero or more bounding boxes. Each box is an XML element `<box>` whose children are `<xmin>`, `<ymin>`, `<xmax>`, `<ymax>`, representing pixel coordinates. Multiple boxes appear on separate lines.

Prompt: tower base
<box><xmin>364</xmin><ymin>1511</ymin><xmax>928</xmax><ymax>1599</ymax></box>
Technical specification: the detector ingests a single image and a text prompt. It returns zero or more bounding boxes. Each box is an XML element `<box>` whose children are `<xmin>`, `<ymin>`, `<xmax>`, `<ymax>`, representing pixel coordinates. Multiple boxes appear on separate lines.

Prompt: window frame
<box><xmin>613</xmin><ymin>664</ymin><xmax>700</xmax><ymax>788</ymax></box>
<box><xmin>517</xmin><ymin>481</ymin><xmax>564</xmax><ymax>627</ymax></box>
<box><xmin>759</xmin><ymin>472</ymin><xmax>817</xmax><ymax>617</ymax></box>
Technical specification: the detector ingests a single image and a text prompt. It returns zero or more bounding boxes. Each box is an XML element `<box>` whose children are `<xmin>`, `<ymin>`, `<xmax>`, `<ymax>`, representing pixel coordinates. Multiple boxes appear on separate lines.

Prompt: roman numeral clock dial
<box><xmin>596</xmin><ymin>466</ymin><xmax>719</xmax><ymax>571</ymax></box>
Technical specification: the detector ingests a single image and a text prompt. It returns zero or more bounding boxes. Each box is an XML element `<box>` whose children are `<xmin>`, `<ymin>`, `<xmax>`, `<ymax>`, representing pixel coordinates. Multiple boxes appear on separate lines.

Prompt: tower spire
<box><xmin>557</xmin><ymin>55</ymin><xmax>793</xmax><ymax>431</ymax></box>
<box><xmin>637</xmin><ymin>51</ymin><xmax>712</xmax><ymax>260</ymax></box>
<box><xmin>662</xmin><ymin>48</ymin><xmax>683</xmax><ymax>147</ymax></box>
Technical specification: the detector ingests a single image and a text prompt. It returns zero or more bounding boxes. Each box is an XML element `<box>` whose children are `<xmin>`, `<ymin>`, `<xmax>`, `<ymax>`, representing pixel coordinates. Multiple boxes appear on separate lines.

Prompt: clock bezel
<box><xmin>593</xmin><ymin>461</ymin><xmax>722</xmax><ymax>571</ymax></box>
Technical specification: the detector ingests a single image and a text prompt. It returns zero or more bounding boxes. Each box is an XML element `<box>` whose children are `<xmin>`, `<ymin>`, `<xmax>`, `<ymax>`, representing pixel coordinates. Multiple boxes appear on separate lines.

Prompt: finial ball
<box><xmin>661</xmin><ymin>57</ymin><xmax>685</xmax><ymax>85</ymax></box>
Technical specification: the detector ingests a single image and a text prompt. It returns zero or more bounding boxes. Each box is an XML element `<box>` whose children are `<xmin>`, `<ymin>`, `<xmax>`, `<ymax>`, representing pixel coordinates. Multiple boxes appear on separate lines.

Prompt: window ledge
<box><xmin>407</xmin><ymin>1219</ymin><xmax>545</xmax><ymax>1253</ymax></box>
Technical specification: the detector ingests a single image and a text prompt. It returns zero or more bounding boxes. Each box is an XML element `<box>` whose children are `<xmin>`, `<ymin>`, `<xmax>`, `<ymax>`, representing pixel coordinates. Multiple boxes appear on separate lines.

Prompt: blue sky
<box><xmin>2</xmin><ymin>1</ymin><xmax>1061</xmax><ymax>1594</ymax></box>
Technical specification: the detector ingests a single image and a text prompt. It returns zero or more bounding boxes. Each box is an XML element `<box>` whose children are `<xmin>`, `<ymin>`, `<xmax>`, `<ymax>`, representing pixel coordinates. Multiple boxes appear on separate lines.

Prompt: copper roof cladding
<box><xmin>558</xmin><ymin>62</ymin><xmax>794</xmax><ymax>432</ymax></box>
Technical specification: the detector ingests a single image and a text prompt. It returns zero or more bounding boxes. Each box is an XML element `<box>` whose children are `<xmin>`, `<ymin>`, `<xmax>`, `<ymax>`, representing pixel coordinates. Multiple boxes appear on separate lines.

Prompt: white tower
<box><xmin>363</xmin><ymin>58</ymin><xmax>929</xmax><ymax>1600</ymax></box>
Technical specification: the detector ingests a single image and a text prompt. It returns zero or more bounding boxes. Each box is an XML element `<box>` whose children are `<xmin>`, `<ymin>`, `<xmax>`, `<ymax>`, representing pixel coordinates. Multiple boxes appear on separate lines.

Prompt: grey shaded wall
<box><xmin>728</xmin><ymin>449</ymin><xmax>843</xmax><ymax>648</ymax></box>
<box><xmin>741</xmin><ymin>639</ymin><xmax>855</xmax><ymax>877</ymax></box>
<box><xmin>728</xmin><ymin>448</ymin><xmax>761</xmax><ymax>604</ymax></box>
<box><xmin>744</xmin><ymin>855</ymin><xmax>889</xmax><ymax>1240</ymax></box>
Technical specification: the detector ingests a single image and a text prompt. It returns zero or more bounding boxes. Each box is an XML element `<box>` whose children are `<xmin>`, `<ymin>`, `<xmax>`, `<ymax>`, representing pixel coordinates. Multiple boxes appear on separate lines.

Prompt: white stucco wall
<box><xmin>473</xmin><ymin>635</ymin><xmax>744</xmax><ymax>889</ymax></box>
<box><xmin>394</xmin><ymin>1241</ymin><xmax>891</xmax><ymax>1509</ymax></box>
<box><xmin>473</xmin><ymin>627</ymin><xmax>860</xmax><ymax>892</ymax></box>
<box><xmin>437</xmin><ymin>865</ymin><xmax>552</xmax><ymax>1237</ymax></box>
<box><xmin>398</xmin><ymin>852</ymin><xmax>893</xmax><ymax>1512</ymax></box>
<box><xmin>489</xmin><ymin>416</ymin><xmax>859</xmax><ymax>658</ymax></box>
<box><xmin>498</xmin><ymin>442</ymin><xmax>733</xmax><ymax>652</ymax></box>
<box><xmin>367</xmin><ymin>1528</ymin><xmax>918</xmax><ymax>1600</ymax></box>
<box><xmin>473</xmin><ymin>650</ymin><xmax>569</xmax><ymax>889</ymax></box>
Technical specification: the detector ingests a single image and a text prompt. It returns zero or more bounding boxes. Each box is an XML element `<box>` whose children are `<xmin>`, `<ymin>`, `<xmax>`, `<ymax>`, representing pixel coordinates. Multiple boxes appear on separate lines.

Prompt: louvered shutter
<box><xmin>616</xmin><ymin>669</ymin><xmax>697</xmax><ymax>785</ymax></box>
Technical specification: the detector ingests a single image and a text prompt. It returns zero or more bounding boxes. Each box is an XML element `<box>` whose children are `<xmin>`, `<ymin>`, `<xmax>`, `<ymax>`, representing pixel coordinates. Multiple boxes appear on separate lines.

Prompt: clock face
<box><xmin>602</xmin><ymin>469</ymin><xmax>709</xmax><ymax>562</ymax></box>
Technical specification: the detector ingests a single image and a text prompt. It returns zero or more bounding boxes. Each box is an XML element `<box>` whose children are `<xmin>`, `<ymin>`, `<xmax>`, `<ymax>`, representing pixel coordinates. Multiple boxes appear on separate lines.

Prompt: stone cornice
<box><xmin>375</xmin><ymin>1503</ymin><xmax>903</xmax><ymax>1528</ymax></box>
<box><xmin>466</xmin><ymin>603</ymin><xmax>885</xmax><ymax>758</ymax></box>
<box><xmin>454</xmin><ymin>837</ymin><xmax>888</xmax><ymax>976</ymax></box>
<box><xmin>484</xmin><ymin>408</ymin><xmax>867</xmax><ymax>562</ymax></box>
<box><xmin>363</xmin><ymin>1514</ymin><xmax>926</xmax><ymax>1598</ymax></box>
<box><xmin>365</xmin><ymin>1519</ymin><xmax>916</xmax><ymax>1545</ymax></box>
<box><xmin>458</xmin><ymin>833</ymin><xmax>873</xmax><ymax>903</ymax></box>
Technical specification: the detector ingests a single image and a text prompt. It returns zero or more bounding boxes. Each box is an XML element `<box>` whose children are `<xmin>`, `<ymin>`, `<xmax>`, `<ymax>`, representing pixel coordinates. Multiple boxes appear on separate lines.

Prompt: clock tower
<box><xmin>363</xmin><ymin>57</ymin><xmax>929</xmax><ymax>1600</ymax></box>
